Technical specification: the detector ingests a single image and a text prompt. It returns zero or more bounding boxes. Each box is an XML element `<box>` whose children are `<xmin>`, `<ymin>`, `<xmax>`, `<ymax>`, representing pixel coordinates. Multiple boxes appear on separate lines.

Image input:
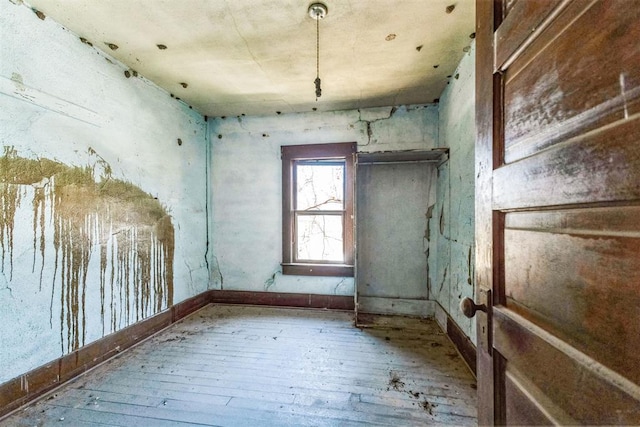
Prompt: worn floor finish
<box><xmin>2</xmin><ymin>305</ymin><xmax>477</xmax><ymax>426</ymax></box>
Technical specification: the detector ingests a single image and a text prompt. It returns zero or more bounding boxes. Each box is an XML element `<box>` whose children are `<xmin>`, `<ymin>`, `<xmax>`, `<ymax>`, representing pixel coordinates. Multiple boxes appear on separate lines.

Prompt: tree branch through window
<box><xmin>281</xmin><ymin>143</ymin><xmax>355</xmax><ymax>277</ymax></box>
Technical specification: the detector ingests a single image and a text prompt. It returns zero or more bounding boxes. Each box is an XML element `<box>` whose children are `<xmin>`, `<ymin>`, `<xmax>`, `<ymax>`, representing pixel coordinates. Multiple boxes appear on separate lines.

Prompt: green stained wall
<box><xmin>0</xmin><ymin>147</ymin><xmax>174</xmax><ymax>352</ymax></box>
<box><xmin>0</xmin><ymin>1</ymin><xmax>207</xmax><ymax>384</ymax></box>
<box><xmin>429</xmin><ymin>41</ymin><xmax>477</xmax><ymax>344</ymax></box>
<box><xmin>209</xmin><ymin>105</ymin><xmax>439</xmax><ymax>299</ymax></box>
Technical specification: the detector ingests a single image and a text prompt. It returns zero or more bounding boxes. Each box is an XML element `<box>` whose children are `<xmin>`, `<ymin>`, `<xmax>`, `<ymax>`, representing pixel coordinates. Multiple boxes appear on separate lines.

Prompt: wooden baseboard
<box><xmin>434</xmin><ymin>302</ymin><xmax>477</xmax><ymax>376</ymax></box>
<box><xmin>446</xmin><ymin>315</ymin><xmax>477</xmax><ymax>376</ymax></box>
<box><xmin>209</xmin><ymin>290</ymin><xmax>355</xmax><ymax>310</ymax></box>
<box><xmin>0</xmin><ymin>290</ymin><xmax>215</xmax><ymax>420</ymax></box>
<box><xmin>357</xmin><ymin>296</ymin><xmax>435</xmax><ymax>317</ymax></box>
<box><xmin>172</xmin><ymin>290</ymin><xmax>214</xmax><ymax>321</ymax></box>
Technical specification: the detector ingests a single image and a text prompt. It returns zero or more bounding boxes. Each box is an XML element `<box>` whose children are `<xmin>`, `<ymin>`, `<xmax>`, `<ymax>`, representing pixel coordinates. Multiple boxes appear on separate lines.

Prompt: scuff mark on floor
<box><xmin>420</xmin><ymin>399</ymin><xmax>437</xmax><ymax>415</ymax></box>
<box><xmin>388</xmin><ymin>371</ymin><xmax>405</xmax><ymax>391</ymax></box>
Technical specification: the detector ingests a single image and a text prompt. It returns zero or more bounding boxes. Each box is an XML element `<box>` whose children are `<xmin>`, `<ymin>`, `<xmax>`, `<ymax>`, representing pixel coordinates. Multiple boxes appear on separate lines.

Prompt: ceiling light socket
<box><xmin>308</xmin><ymin>3</ymin><xmax>328</xmax><ymax>20</ymax></box>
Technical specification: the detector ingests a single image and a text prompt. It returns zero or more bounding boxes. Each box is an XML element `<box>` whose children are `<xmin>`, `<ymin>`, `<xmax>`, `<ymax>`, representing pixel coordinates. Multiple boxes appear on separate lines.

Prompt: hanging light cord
<box><xmin>314</xmin><ymin>13</ymin><xmax>322</xmax><ymax>100</ymax></box>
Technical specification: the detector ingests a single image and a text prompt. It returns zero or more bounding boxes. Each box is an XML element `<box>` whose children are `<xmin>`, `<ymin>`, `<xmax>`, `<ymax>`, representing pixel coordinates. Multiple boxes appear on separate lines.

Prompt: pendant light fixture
<box><xmin>308</xmin><ymin>3</ymin><xmax>328</xmax><ymax>100</ymax></box>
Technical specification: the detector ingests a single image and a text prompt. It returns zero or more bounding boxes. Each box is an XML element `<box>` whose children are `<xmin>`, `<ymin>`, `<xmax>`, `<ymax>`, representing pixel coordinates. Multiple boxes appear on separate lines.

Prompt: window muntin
<box><xmin>295</xmin><ymin>214</ymin><xmax>343</xmax><ymax>262</ymax></box>
<box><xmin>295</xmin><ymin>161</ymin><xmax>344</xmax><ymax>211</ymax></box>
<box><xmin>294</xmin><ymin>160</ymin><xmax>345</xmax><ymax>263</ymax></box>
<box><xmin>282</xmin><ymin>143</ymin><xmax>355</xmax><ymax>277</ymax></box>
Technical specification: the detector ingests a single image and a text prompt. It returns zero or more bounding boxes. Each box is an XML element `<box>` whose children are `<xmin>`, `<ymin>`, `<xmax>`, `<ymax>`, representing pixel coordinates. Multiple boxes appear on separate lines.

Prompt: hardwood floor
<box><xmin>2</xmin><ymin>305</ymin><xmax>477</xmax><ymax>426</ymax></box>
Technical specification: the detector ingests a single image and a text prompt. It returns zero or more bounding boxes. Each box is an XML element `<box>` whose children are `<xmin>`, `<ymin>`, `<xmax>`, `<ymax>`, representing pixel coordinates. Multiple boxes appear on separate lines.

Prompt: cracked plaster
<box><xmin>210</xmin><ymin>103</ymin><xmax>438</xmax><ymax>296</ymax></box>
<box><xmin>428</xmin><ymin>42</ymin><xmax>476</xmax><ymax>344</ymax></box>
<box><xmin>1</xmin><ymin>3</ymin><xmax>207</xmax><ymax>384</ymax></box>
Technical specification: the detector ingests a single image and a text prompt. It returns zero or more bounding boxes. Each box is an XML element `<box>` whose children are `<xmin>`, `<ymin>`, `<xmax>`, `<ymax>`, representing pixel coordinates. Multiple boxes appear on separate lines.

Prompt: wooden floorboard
<box><xmin>2</xmin><ymin>304</ymin><xmax>477</xmax><ymax>426</ymax></box>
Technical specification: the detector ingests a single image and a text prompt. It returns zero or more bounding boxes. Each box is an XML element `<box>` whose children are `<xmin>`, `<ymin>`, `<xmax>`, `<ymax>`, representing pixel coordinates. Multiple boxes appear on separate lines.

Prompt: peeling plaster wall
<box><xmin>0</xmin><ymin>2</ymin><xmax>208</xmax><ymax>383</ymax></box>
<box><xmin>429</xmin><ymin>42</ymin><xmax>476</xmax><ymax>343</ymax></box>
<box><xmin>210</xmin><ymin>104</ymin><xmax>438</xmax><ymax>296</ymax></box>
<box><xmin>356</xmin><ymin>162</ymin><xmax>435</xmax><ymax>316</ymax></box>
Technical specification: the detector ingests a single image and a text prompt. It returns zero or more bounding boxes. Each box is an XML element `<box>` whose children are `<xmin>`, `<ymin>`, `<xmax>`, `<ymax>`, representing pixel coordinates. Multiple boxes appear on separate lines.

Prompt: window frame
<box><xmin>281</xmin><ymin>142</ymin><xmax>355</xmax><ymax>277</ymax></box>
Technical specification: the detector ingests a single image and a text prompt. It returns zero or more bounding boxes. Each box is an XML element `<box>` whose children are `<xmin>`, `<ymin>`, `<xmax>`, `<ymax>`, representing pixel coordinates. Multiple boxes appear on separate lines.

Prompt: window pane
<box><xmin>296</xmin><ymin>162</ymin><xmax>344</xmax><ymax>211</ymax></box>
<box><xmin>296</xmin><ymin>214</ymin><xmax>343</xmax><ymax>262</ymax></box>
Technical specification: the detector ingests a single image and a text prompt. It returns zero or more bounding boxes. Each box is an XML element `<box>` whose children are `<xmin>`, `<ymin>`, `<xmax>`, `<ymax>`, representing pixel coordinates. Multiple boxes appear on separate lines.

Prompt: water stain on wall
<box><xmin>0</xmin><ymin>147</ymin><xmax>174</xmax><ymax>353</ymax></box>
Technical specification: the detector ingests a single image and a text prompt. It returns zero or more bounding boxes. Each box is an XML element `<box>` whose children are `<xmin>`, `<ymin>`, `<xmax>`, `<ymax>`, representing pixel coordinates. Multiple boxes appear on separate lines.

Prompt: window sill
<box><xmin>281</xmin><ymin>263</ymin><xmax>354</xmax><ymax>277</ymax></box>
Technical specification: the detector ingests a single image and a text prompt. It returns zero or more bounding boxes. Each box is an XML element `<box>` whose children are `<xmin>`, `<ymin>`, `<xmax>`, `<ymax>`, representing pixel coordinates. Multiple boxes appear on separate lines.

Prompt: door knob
<box><xmin>460</xmin><ymin>297</ymin><xmax>487</xmax><ymax>318</ymax></box>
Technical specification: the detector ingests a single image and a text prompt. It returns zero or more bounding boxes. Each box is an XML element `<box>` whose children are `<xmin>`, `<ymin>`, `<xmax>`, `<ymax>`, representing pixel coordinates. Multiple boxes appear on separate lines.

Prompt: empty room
<box><xmin>1</xmin><ymin>0</ymin><xmax>639</xmax><ymax>425</ymax></box>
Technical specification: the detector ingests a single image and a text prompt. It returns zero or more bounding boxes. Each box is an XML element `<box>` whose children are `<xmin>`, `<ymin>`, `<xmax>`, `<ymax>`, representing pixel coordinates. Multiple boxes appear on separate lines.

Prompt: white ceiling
<box><xmin>26</xmin><ymin>0</ymin><xmax>475</xmax><ymax>117</ymax></box>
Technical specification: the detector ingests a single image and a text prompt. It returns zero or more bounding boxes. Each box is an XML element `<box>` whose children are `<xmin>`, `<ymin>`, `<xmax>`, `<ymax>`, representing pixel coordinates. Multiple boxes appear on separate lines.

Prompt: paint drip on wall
<box><xmin>0</xmin><ymin>147</ymin><xmax>174</xmax><ymax>353</ymax></box>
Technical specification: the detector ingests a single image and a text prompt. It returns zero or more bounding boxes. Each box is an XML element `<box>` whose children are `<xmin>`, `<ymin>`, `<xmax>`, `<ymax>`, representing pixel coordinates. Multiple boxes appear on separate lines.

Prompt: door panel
<box><xmin>503</xmin><ymin>0</ymin><xmax>519</xmax><ymax>16</ymax></box>
<box><xmin>494</xmin><ymin>116</ymin><xmax>640</xmax><ymax>209</ymax></box>
<box><xmin>494</xmin><ymin>0</ymin><xmax>563</xmax><ymax>71</ymax></box>
<box><xmin>504</xmin><ymin>208</ymin><xmax>640</xmax><ymax>384</ymax></box>
<box><xmin>504</xmin><ymin>370</ymin><xmax>563</xmax><ymax>426</ymax></box>
<box><xmin>494</xmin><ymin>309</ymin><xmax>640</xmax><ymax>424</ymax></box>
<box><xmin>502</xmin><ymin>0</ymin><xmax>640</xmax><ymax>163</ymax></box>
<box><xmin>476</xmin><ymin>0</ymin><xmax>640</xmax><ymax>424</ymax></box>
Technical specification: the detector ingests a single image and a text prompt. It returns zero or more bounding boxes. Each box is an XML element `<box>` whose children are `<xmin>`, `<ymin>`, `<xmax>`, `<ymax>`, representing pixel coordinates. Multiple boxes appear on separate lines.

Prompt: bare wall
<box><xmin>0</xmin><ymin>2</ymin><xmax>208</xmax><ymax>384</ymax></box>
<box><xmin>429</xmin><ymin>42</ymin><xmax>476</xmax><ymax>343</ymax></box>
<box><xmin>356</xmin><ymin>161</ymin><xmax>435</xmax><ymax>316</ymax></box>
<box><xmin>209</xmin><ymin>105</ymin><xmax>438</xmax><ymax>296</ymax></box>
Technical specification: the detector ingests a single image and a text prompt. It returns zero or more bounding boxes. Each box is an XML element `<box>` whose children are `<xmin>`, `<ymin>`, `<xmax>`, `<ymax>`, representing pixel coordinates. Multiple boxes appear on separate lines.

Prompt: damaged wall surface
<box><xmin>1</xmin><ymin>0</ymin><xmax>476</xmax><ymax>392</ymax></box>
<box><xmin>209</xmin><ymin>105</ymin><xmax>438</xmax><ymax>296</ymax></box>
<box><xmin>0</xmin><ymin>2</ymin><xmax>208</xmax><ymax>384</ymax></box>
<box><xmin>356</xmin><ymin>161</ymin><xmax>435</xmax><ymax>316</ymax></box>
<box><xmin>429</xmin><ymin>42</ymin><xmax>476</xmax><ymax>343</ymax></box>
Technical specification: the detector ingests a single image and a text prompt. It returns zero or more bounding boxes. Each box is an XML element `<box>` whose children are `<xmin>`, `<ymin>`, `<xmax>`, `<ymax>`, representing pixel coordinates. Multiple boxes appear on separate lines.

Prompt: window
<box><xmin>282</xmin><ymin>143</ymin><xmax>355</xmax><ymax>276</ymax></box>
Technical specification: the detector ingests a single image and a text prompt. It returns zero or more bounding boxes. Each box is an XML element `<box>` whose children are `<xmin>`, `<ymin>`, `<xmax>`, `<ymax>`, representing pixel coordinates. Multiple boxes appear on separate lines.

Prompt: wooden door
<box><xmin>475</xmin><ymin>0</ymin><xmax>640</xmax><ymax>424</ymax></box>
